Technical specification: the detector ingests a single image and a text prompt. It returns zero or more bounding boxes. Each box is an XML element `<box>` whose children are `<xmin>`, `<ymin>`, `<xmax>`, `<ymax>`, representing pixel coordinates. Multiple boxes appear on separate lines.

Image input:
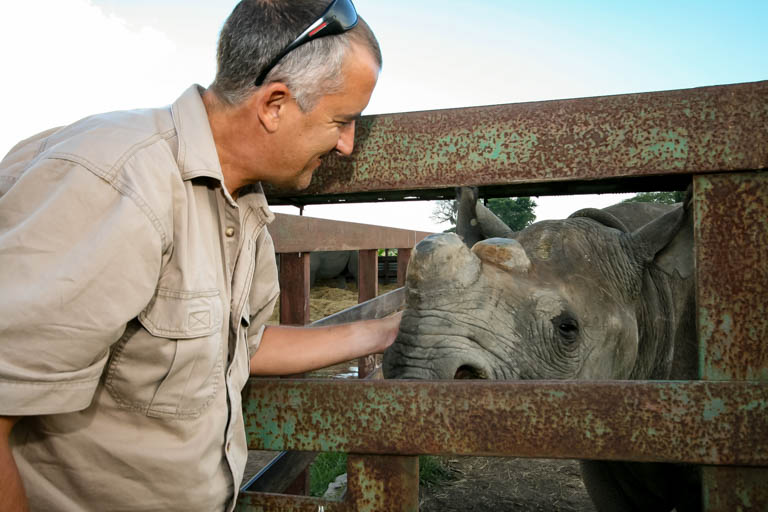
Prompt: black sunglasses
<box><xmin>254</xmin><ymin>0</ymin><xmax>359</xmax><ymax>87</ymax></box>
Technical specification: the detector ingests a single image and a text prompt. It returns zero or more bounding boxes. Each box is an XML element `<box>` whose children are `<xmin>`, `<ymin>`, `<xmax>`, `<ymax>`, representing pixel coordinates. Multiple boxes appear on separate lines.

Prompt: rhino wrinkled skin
<box><xmin>383</xmin><ymin>188</ymin><xmax>700</xmax><ymax>512</ymax></box>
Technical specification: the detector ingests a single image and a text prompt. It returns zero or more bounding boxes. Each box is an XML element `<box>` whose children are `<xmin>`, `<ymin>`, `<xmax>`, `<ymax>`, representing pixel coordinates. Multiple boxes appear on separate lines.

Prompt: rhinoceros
<box><xmin>383</xmin><ymin>188</ymin><xmax>699</xmax><ymax>512</ymax></box>
<box><xmin>310</xmin><ymin>250</ymin><xmax>359</xmax><ymax>287</ymax></box>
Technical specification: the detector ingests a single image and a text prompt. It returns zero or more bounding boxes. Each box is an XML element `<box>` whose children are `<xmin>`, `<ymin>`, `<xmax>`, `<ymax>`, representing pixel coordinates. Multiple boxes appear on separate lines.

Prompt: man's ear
<box><xmin>249</xmin><ymin>82</ymin><xmax>292</xmax><ymax>133</ymax></box>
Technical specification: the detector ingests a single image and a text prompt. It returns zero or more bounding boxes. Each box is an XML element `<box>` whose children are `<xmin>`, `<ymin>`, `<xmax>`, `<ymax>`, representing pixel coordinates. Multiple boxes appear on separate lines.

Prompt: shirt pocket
<box><xmin>105</xmin><ymin>288</ymin><xmax>224</xmax><ymax>419</ymax></box>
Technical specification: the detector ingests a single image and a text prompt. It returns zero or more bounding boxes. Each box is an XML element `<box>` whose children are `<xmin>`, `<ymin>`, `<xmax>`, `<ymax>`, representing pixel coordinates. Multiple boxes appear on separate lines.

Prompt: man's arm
<box><xmin>249</xmin><ymin>313</ymin><xmax>401</xmax><ymax>376</ymax></box>
<box><xmin>0</xmin><ymin>416</ymin><xmax>28</xmax><ymax>512</ymax></box>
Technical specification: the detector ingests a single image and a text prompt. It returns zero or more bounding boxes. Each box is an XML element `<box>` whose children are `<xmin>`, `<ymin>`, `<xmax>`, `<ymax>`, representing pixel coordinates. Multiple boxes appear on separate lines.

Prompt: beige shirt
<box><xmin>0</xmin><ymin>85</ymin><xmax>279</xmax><ymax>511</ymax></box>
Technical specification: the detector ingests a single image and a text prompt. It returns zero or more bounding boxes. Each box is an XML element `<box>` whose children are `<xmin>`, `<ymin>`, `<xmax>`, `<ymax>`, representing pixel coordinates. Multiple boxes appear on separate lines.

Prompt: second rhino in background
<box><xmin>310</xmin><ymin>250</ymin><xmax>359</xmax><ymax>288</ymax></box>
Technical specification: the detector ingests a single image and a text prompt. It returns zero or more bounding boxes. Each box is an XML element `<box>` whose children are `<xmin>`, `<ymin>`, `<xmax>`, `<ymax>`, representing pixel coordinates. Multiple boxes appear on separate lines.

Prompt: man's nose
<box><xmin>334</xmin><ymin>121</ymin><xmax>356</xmax><ymax>156</ymax></box>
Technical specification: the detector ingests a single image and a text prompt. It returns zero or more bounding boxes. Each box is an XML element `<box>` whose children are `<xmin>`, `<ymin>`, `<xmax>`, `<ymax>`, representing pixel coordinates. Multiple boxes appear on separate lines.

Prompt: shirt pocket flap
<box><xmin>138</xmin><ymin>288</ymin><xmax>223</xmax><ymax>339</ymax></box>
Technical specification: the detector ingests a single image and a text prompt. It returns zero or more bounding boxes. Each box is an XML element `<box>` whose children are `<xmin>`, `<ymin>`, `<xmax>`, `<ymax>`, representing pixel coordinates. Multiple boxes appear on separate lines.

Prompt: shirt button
<box><xmin>225</xmin><ymin>227</ymin><xmax>235</xmax><ymax>237</ymax></box>
<box><xmin>226</xmin><ymin>441</ymin><xmax>231</xmax><ymax>452</ymax></box>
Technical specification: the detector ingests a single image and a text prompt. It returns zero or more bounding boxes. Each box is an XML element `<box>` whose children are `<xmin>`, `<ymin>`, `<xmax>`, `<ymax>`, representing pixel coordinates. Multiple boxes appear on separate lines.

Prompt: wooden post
<box><xmin>396</xmin><ymin>248</ymin><xmax>412</xmax><ymax>287</ymax></box>
<box><xmin>277</xmin><ymin>252</ymin><xmax>311</xmax><ymax>495</ymax></box>
<box><xmin>357</xmin><ymin>249</ymin><xmax>378</xmax><ymax>378</ymax></box>
<box><xmin>278</xmin><ymin>252</ymin><xmax>310</xmax><ymax>326</ymax></box>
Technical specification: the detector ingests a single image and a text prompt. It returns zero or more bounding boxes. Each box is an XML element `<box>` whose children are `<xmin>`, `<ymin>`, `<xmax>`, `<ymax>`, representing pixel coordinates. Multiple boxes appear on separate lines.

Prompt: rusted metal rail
<box><xmin>267</xmin><ymin>80</ymin><xmax>768</xmax><ymax>204</ymax></box>
<box><xmin>239</xmin><ymin>81</ymin><xmax>768</xmax><ymax>511</ymax></box>
<box><xmin>242</xmin><ymin>379</ymin><xmax>768</xmax><ymax>465</ymax></box>
<box><xmin>694</xmin><ymin>171</ymin><xmax>768</xmax><ymax>508</ymax></box>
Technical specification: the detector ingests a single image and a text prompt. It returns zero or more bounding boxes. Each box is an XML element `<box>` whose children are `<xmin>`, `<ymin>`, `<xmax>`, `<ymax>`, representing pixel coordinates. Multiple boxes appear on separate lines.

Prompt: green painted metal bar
<box><xmin>694</xmin><ymin>172</ymin><xmax>768</xmax><ymax>510</ymax></box>
<box><xmin>236</xmin><ymin>455</ymin><xmax>420</xmax><ymax>512</ymax></box>
<box><xmin>266</xmin><ymin>80</ymin><xmax>768</xmax><ymax>205</ymax></box>
<box><xmin>694</xmin><ymin>172</ymin><xmax>768</xmax><ymax>381</ymax></box>
<box><xmin>236</xmin><ymin>492</ymin><xmax>348</xmax><ymax>512</ymax></box>
<box><xmin>242</xmin><ymin>379</ymin><xmax>768</xmax><ymax>465</ymax></box>
<box><xmin>346</xmin><ymin>455</ymin><xmax>419</xmax><ymax>512</ymax></box>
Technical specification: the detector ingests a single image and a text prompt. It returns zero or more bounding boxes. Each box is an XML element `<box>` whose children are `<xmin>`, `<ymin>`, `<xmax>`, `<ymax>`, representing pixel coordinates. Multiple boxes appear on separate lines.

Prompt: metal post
<box><xmin>694</xmin><ymin>172</ymin><xmax>768</xmax><ymax>510</ymax></box>
<box><xmin>346</xmin><ymin>454</ymin><xmax>419</xmax><ymax>512</ymax></box>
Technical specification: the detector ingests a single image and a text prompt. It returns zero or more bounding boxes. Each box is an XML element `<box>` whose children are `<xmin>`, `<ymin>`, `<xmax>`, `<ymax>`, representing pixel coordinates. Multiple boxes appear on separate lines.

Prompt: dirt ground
<box><xmin>254</xmin><ymin>281</ymin><xmax>596</xmax><ymax>511</ymax></box>
<box><xmin>419</xmin><ymin>457</ymin><xmax>595</xmax><ymax>512</ymax></box>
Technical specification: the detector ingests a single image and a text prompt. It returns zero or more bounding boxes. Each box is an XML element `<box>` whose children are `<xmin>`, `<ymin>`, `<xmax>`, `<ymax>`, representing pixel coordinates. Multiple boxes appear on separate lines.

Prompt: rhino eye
<box><xmin>553</xmin><ymin>314</ymin><xmax>579</xmax><ymax>344</ymax></box>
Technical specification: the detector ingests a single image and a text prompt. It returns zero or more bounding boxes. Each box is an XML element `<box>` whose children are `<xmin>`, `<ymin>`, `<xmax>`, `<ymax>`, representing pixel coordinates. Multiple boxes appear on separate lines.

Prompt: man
<box><xmin>0</xmin><ymin>1</ymin><xmax>398</xmax><ymax>510</ymax></box>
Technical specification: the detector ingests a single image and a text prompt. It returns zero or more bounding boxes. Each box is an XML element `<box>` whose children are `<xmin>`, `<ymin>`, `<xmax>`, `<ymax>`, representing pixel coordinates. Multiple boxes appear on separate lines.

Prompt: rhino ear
<box><xmin>456</xmin><ymin>187</ymin><xmax>516</xmax><ymax>248</ymax></box>
<box><xmin>627</xmin><ymin>191</ymin><xmax>693</xmax><ymax>278</ymax></box>
<box><xmin>569</xmin><ymin>208</ymin><xmax>630</xmax><ymax>233</ymax></box>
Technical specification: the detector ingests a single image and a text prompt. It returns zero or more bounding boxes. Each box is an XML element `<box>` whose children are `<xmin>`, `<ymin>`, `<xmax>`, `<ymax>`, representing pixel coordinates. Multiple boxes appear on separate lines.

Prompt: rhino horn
<box><xmin>407</xmin><ymin>233</ymin><xmax>481</xmax><ymax>289</ymax></box>
<box><xmin>476</xmin><ymin>202</ymin><xmax>517</xmax><ymax>239</ymax></box>
<box><xmin>471</xmin><ymin>237</ymin><xmax>531</xmax><ymax>274</ymax></box>
<box><xmin>456</xmin><ymin>187</ymin><xmax>517</xmax><ymax>248</ymax></box>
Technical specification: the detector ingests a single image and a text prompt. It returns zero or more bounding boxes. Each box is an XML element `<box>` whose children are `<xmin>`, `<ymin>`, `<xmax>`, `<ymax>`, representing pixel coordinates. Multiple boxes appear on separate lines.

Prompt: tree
<box><xmin>486</xmin><ymin>197</ymin><xmax>537</xmax><ymax>231</ymax></box>
<box><xmin>431</xmin><ymin>199</ymin><xmax>459</xmax><ymax>226</ymax></box>
<box><xmin>622</xmin><ymin>191</ymin><xmax>685</xmax><ymax>205</ymax></box>
<box><xmin>432</xmin><ymin>196</ymin><xmax>537</xmax><ymax>232</ymax></box>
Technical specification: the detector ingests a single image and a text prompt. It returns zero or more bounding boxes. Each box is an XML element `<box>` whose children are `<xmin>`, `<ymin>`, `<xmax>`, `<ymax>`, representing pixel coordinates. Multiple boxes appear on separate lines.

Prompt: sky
<box><xmin>1</xmin><ymin>0</ymin><xmax>766</xmax><ymax>232</ymax></box>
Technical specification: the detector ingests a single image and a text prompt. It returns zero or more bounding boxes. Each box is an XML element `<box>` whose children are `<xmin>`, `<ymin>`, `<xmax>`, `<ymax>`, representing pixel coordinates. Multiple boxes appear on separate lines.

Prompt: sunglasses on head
<box><xmin>254</xmin><ymin>0</ymin><xmax>359</xmax><ymax>87</ymax></box>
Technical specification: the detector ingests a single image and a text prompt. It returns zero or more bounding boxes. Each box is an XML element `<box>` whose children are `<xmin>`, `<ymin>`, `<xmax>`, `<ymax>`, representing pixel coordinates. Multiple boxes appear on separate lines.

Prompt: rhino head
<box><xmin>383</xmin><ymin>191</ymin><xmax>695</xmax><ymax>382</ymax></box>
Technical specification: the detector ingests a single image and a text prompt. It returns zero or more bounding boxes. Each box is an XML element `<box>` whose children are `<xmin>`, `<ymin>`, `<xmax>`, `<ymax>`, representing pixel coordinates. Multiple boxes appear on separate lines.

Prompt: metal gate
<box><xmin>238</xmin><ymin>80</ymin><xmax>768</xmax><ymax>511</ymax></box>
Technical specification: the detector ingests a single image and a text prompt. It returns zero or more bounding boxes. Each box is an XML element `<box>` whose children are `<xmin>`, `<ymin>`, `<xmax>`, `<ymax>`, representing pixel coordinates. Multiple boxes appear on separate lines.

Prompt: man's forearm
<box><xmin>0</xmin><ymin>416</ymin><xmax>29</xmax><ymax>512</ymax></box>
<box><xmin>249</xmin><ymin>313</ymin><xmax>401</xmax><ymax>376</ymax></box>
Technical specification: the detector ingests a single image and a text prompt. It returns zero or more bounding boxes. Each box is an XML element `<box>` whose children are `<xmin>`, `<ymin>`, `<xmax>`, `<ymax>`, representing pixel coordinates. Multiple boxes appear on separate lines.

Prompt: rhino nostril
<box><xmin>454</xmin><ymin>365</ymin><xmax>487</xmax><ymax>379</ymax></box>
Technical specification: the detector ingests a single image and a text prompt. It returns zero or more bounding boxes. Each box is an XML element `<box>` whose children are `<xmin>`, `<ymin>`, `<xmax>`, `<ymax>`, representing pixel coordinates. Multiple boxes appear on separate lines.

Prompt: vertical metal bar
<box><xmin>383</xmin><ymin>248</ymin><xmax>390</xmax><ymax>283</ymax></box>
<box><xmin>702</xmin><ymin>467</ymin><xmax>768</xmax><ymax>511</ymax></box>
<box><xmin>396</xmin><ymin>248</ymin><xmax>412</xmax><ymax>287</ymax></box>
<box><xmin>279</xmin><ymin>252</ymin><xmax>310</xmax><ymax>326</ymax></box>
<box><xmin>346</xmin><ymin>454</ymin><xmax>419</xmax><ymax>512</ymax></box>
<box><xmin>694</xmin><ymin>172</ymin><xmax>768</xmax><ymax>510</ymax></box>
<box><xmin>357</xmin><ymin>249</ymin><xmax>378</xmax><ymax>378</ymax></box>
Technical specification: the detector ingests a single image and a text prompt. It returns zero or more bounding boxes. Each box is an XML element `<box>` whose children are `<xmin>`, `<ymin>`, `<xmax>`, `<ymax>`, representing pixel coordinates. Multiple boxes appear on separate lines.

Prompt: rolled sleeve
<box><xmin>245</xmin><ymin>227</ymin><xmax>279</xmax><ymax>355</ymax></box>
<box><xmin>0</xmin><ymin>158</ymin><xmax>162</xmax><ymax>415</ymax></box>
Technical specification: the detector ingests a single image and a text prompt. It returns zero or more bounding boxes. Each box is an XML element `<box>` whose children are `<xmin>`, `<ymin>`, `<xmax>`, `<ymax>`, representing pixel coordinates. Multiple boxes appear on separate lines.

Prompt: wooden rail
<box><xmin>246</xmin><ymin>215</ymin><xmax>429</xmax><ymax>495</ymax></box>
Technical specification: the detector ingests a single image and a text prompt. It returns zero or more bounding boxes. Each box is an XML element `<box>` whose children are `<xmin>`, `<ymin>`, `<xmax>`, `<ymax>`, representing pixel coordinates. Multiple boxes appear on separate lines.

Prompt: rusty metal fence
<box><xmin>237</xmin><ymin>81</ymin><xmax>768</xmax><ymax>511</ymax></box>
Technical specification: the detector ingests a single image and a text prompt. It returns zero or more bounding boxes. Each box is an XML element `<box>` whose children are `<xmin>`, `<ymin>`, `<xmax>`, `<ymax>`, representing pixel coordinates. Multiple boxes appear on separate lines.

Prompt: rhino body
<box><xmin>383</xmin><ymin>189</ymin><xmax>699</xmax><ymax>511</ymax></box>
<box><xmin>310</xmin><ymin>250</ymin><xmax>359</xmax><ymax>287</ymax></box>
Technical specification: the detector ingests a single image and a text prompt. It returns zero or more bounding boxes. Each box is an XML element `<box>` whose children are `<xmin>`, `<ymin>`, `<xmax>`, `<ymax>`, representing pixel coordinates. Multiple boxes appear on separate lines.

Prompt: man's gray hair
<box><xmin>209</xmin><ymin>0</ymin><xmax>382</xmax><ymax>112</ymax></box>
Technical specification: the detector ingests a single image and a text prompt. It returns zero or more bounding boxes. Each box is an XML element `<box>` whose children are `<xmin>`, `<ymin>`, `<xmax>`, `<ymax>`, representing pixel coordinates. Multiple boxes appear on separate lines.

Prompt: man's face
<box><xmin>272</xmin><ymin>44</ymin><xmax>379</xmax><ymax>190</ymax></box>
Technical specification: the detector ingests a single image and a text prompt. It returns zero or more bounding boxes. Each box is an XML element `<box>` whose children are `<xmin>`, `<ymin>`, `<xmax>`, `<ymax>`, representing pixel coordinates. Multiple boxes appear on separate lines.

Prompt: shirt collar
<box><xmin>171</xmin><ymin>84</ymin><xmax>225</xmax><ymax>183</ymax></box>
<box><xmin>170</xmin><ymin>84</ymin><xmax>273</xmax><ymax>222</ymax></box>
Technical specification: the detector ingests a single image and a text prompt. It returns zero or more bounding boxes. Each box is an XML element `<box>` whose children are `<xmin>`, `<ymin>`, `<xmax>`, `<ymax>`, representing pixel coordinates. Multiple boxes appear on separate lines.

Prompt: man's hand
<box><xmin>249</xmin><ymin>312</ymin><xmax>402</xmax><ymax>376</ymax></box>
<box><xmin>0</xmin><ymin>416</ymin><xmax>28</xmax><ymax>512</ymax></box>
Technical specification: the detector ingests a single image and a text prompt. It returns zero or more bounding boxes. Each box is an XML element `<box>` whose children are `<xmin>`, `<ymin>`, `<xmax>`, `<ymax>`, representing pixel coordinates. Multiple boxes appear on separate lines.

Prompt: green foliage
<box><xmin>309</xmin><ymin>453</ymin><xmax>456</xmax><ymax>496</ymax></box>
<box><xmin>431</xmin><ymin>196</ymin><xmax>537</xmax><ymax>231</ymax></box>
<box><xmin>418</xmin><ymin>455</ymin><xmax>456</xmax><ymax>487</ymax></box>
<box><xmin>486</xmin><ymin>197</ymin><xmax>537</xmax><ymax>231</ymax></box>
<box><xmin>622</xmin><ymin>191</ymin><xmax>685</xmax><ymax>205</ymax></box>
<box><xmin>310</xmin><ymin>452</ymin><xmax>347</xmax><ymax>496</ymax></box>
